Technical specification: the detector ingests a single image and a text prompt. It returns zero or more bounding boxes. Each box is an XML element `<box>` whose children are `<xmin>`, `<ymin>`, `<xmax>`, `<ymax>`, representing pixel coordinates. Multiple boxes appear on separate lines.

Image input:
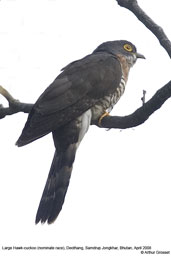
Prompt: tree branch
<box><xmin>1</xmin><ymin>79</ymin><xmax>171</xmax><ymax>130</ymax></box>
<box><xmin>116</xmin><ymin>0</ymin><xmax>171</xmax><ymax>58</ymax></box>
<box><xmin>92</xmin><ymin>81</ymin><xmax>171</xmax><ymax>128</ymax></box>
<box><xmin>0</xmin><ymin>85</ymin><xmax>33</xmax><ymax>119</ymax></box>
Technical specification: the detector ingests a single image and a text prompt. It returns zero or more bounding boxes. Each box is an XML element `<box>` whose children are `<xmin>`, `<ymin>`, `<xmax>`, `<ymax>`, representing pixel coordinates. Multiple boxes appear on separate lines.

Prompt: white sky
<box><xmin>0</xmin><ymin>0</ymin><xmax>171</xmax><ymax>256</ymax></box>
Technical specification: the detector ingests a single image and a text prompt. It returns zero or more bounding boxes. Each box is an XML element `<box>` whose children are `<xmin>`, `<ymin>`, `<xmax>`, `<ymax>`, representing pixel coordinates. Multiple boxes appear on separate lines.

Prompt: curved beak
<box><xmin>136</xmin><ymin>52</ymin><xmax>145</xmax><ymax>59</ymax></box>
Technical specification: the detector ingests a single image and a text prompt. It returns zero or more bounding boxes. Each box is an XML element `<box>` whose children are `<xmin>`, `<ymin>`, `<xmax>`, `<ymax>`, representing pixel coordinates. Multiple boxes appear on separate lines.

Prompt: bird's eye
<box><xmin>123</xmin><ymin>44</ymin><xmax>133</xmax><ymax>52</ymax></box>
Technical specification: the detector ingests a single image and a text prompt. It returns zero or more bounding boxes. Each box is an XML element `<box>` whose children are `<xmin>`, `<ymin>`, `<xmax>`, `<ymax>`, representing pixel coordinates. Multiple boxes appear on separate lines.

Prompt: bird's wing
<box><xmin>16</xmin><ymin>52</ymin><xmax>122</xmax><ymax>146</ymax></box>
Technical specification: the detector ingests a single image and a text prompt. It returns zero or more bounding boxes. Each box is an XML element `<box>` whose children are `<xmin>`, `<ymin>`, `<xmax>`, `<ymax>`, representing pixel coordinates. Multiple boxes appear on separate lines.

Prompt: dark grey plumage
<box><xmin>17</xmin><ymin>52</ymin><xmax>122</xmax><ymax>146</ymax></box>
<box><xmin>16</xmin><ymin>40</ymin><xmax>144</xmax><ymax>224</ymax></box>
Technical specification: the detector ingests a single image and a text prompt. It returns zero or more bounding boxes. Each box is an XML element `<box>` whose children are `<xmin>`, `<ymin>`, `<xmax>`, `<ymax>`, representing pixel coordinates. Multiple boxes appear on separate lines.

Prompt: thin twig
<box><xmin>141</xmin><ymin>90</ymin><xmax>146</xmax><ymax>106</ymax></box>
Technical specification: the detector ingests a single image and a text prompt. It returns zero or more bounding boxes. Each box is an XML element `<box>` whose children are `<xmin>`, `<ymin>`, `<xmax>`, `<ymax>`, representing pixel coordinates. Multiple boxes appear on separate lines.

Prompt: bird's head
<box><xmin>93</xmin><ymin>40</ymin><xmax>145</xmax><ymax>67</ymax></box>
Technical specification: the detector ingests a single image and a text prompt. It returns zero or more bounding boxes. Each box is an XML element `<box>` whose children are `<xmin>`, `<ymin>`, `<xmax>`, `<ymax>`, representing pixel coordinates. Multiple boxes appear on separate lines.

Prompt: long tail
<box><xmin>35</xmin><ymin>110</ymin><xmax>92</xmax><ymax>224</ymax></box>
<box><xmin>35</xmin><ymin>145</ymin><xmax>76</xmax><ymax>224</ymax></box>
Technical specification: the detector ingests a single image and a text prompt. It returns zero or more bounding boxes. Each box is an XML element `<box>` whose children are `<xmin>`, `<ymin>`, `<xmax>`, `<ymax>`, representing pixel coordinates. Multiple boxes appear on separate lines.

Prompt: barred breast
<box><xmin>91</xmin><ymin>75</ymin><xmax>126</xmax><ymax>121</ymax></box>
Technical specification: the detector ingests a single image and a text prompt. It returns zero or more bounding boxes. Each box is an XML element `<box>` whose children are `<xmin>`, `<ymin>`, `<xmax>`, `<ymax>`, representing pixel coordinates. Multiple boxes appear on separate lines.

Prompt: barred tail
<box><xmin>35</xmin><ymin>145</ymin><xmax>76</xmax><ymax>224</ymax></box>
<box><xmin>35</xmin><ymin>110</ymin><xmax>91</xmax><ymax>224</ymax></box>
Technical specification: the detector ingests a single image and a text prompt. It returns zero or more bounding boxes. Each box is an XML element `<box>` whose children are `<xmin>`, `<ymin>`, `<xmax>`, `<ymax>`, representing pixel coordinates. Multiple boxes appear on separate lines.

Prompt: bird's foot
<box><xmin>98</xmin><ymin>112</ymin><xmax>109</xmax><ymax>126</ymax></box>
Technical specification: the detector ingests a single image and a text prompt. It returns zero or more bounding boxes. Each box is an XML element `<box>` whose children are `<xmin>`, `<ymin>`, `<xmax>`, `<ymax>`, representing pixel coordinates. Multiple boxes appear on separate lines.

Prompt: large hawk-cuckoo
<box><xmin>16</xmin><ymin>40</ymin><xmax>145</xmax><ymax>224</ymax></box>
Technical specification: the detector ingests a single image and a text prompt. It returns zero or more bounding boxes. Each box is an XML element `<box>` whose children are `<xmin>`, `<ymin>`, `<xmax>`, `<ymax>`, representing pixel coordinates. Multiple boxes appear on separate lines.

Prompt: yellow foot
<box><xmin>98</xmin><ymin>112</ymin><xmax>110</xmax><ymax>126</ymax></box>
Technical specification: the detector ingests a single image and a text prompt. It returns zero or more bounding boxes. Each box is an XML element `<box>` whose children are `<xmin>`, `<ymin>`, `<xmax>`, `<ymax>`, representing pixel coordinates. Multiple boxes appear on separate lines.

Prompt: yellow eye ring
<box><xmin>123</xmin><ymin>44</ymin><xmax>133</xmax><ymax>52</ymax></box>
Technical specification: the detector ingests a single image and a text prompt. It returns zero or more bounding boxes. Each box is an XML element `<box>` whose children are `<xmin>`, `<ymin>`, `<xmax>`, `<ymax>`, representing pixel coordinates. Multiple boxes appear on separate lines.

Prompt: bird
<box><xmin>16</xmin><ymin>40</ymin><xmax>145</xmax><ymax>224</ymax></box>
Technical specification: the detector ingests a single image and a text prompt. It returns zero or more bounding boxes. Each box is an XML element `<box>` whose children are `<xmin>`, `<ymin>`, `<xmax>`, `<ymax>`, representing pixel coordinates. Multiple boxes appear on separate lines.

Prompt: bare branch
<box><xmin>0</xmin><ymin>85</ymin><xmax>17</xmax><ymax>103</ymax></box>
<box><xmin>0</xmin><ymin>85</ymin><xmax>33</xmax><ymax>119</ymax></box>
<box><xmin>1</xmin><ymin>79</ymin><xmax>171</xmax><ymax>129</ymax></box>
<box><xmin>116</xmin><ymin>0</ymin><xmax>171</xmax><ymax>58</ymax></box>
<box><xmin>92</xmin><ymin>81</ymin><xmax>171</xmax><ymax>129</ymax></box>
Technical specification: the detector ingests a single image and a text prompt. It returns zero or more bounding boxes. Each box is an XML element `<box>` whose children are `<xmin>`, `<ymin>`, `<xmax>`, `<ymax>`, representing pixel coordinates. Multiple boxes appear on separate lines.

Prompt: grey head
<box><xmin>93</xmin><ymin>40</ymin><xmax>145</xmax><ymax>67</ymax></box>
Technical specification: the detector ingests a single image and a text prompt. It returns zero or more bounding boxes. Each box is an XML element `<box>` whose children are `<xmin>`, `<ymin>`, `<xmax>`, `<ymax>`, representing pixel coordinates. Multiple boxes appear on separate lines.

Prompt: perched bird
<box><xmin>16</xmin><ymin>40</ymin><xmax>145</xmax><ymax>224</ymax></box>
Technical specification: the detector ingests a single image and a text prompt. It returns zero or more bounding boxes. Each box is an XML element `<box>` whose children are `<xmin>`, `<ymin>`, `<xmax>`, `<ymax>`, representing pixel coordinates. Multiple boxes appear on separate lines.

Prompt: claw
<box><xmin>98</xmin><ymin>112</ymin><xmax>109</xmax><ymax>126</ymax></box>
